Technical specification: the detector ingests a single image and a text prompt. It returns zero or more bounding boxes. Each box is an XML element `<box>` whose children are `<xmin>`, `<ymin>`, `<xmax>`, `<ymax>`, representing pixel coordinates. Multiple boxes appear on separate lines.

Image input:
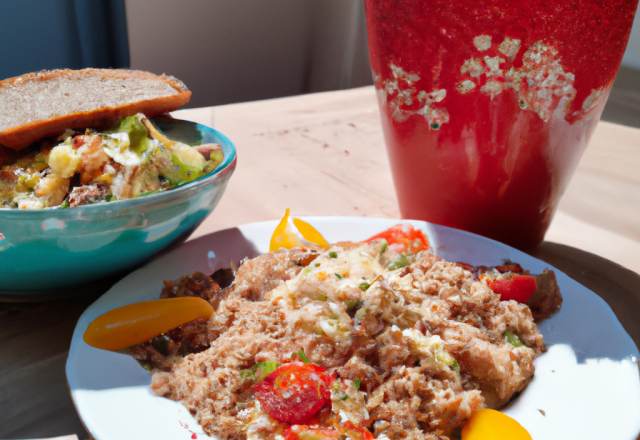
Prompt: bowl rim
<box><xmin>0</xmin><ymin>118</ymin><xmax>237</xmax><ymax>217</ymax></box>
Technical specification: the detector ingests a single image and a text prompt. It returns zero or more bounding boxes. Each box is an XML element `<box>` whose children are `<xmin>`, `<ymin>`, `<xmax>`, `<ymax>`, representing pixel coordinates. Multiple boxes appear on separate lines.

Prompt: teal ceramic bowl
<box><xmin>0</xmin><ymin>118</ymin><xmax>237</xmax><ymax>299</ymax></box>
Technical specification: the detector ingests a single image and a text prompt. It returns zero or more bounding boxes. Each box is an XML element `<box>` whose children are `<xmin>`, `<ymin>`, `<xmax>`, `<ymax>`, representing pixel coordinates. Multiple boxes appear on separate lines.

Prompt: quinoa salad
<box><xmin>0</xmin><ymin>114</ymin><xmax>223</xmax><ymax>209</ymax></box>
<box><xmin>116</xmin><ymin>225</ymin><xmax>561</xmax><ymax>440</ymax></box>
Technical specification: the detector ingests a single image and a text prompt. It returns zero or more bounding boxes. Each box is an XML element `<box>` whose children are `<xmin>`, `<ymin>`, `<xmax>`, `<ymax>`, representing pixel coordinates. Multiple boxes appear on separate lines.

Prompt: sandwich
<box><xmin>0</xmin><ymin>68</ymin><xmax>191</xmax><ymax>150</ymax></box>
<box><xmin>0</xmin><ymin>69</ymin><xmax>223</xmax><ymax>209</ymax></box>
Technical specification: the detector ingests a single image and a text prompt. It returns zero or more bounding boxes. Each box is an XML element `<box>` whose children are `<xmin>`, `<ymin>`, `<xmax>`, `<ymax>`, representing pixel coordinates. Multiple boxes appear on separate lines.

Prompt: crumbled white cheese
<box><xmin>102</xmin><ymin>133</ymin><xmax>142</xmax><ymax>167</ymax></box>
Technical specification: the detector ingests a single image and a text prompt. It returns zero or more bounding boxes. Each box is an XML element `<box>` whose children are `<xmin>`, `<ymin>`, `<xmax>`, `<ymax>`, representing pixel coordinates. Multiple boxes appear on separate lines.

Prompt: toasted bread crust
<box><xmin>0</xmin><ymin>69</ymin><xmax>191</xmax><ymax>151</ymax></box>
<box><xmin>0</xmin><ymin>145</ymin><xmax>13</xmax><ymax>166</ymax></box>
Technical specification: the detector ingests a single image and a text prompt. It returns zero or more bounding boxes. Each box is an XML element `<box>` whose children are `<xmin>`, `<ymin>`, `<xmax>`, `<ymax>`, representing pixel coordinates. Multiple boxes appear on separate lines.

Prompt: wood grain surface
<box><xmin>0</xmin><ymin>295</ymin><xmax>101</xmax><ymax>439</ymax></box>
<box><xmin>177</xmin><ymin>86</ymin><xmax>640</xmax><ymax>274</ymax></box>
<box><xmin>1</xmin><ymin>86</ymin><xmax>639</xmax><ymax>439</ymax></box>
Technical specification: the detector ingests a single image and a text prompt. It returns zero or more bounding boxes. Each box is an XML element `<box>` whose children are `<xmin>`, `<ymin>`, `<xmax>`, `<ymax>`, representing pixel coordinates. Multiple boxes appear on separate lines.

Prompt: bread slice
<box><xmin>0</xmin><ymin>69</ymin><xmax>191</xmax><ymax>151</ymax></box>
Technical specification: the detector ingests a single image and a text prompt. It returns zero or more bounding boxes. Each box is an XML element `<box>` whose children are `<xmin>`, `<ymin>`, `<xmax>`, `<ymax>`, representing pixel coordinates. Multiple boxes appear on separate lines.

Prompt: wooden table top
<box><xmin>1</xmin><ymin>86</ymin><xmax>639</xmax><ymax>439</ymax></box>
<box><xmin>178</xmin><ymin>86</ymin><xmax>640</xmax><ymax>275</ymax></box>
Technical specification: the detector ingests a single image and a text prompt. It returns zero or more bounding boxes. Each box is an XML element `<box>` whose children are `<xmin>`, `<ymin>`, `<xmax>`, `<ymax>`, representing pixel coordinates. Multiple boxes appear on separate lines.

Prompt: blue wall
<box><xmin>0</xmin><ymin>0</ymin><xmax>129</xmax><ymax>80</ymax></box>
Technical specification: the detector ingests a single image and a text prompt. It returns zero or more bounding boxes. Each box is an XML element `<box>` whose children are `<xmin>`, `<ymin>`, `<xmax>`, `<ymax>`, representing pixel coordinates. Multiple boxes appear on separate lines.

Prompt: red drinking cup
<box><xmin>364</xmin><ymin>0</ymin><xmax>638</xmax><ymax>249</ymax></box>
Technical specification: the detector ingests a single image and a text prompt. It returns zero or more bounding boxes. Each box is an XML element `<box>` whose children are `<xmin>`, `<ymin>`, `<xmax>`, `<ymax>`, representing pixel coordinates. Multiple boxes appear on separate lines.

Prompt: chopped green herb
<box><xmin>297</xmin><ymin>350</ymin><xmax>310</xmax><ymax>364</ymax></box>
<box><xmin>105</xmin><ymin>194</ymin><xmax>117</xmax><ymax>202</ymax></box>
<box><xmin>136</xmin><ymin>190</ymin><xmax>161</xmax><ymax>198</ymax></box>
<box><xmin>387</xmin><ymin>253</ymin><xmax>411</xmax><ymax>270</ymax></box>
<box><xmin>503</xmin><ymin>330</ymin><xmax>524</xmax><ymax>348</ymax></box>
<box><xmin>32</xmin><ymin>162</ymin><xmax>48</xmax><ymax>172</ymax></box>
<box><xmin>430</xmin><ymin>123</ymin><xmax>440</xmax><ymax>130</ymax></box>
<box><xmin>107</xmin><ymin>115</ymin><xmax>150</xmax><ymax>155</ymax></box>
<box><xmin>329</xmin><ymin>251</ymin><xmax>338</xmax><ymax>258</ymax></box>
<box><xmin>354</xmin><ymin>378</ymin><xmax>361</xmax><ymax>390</ymax></box>
<box><xmin>240</xmin><ymin>360</ymin><xmax>278</xmax><ymax>382</ymax></box>
<box><xmin>60</xmin><ymin>200</ymin><xmax>70</xmax><ymax>209</ymax></box>
<box><xmin>451</xmin><ymin>360</ymin><xmax>460</xmax><ymax>373</ymax></box>
<box><xmin>380</xmin><ymin>241</ymin><xmax>388</xmax><ymax>254</ymax></box>
<box><xmin>345</xmin><ymin>299</ymin><xmax>364</xmax><ymax>311</ymax></box>
<box><xmin>358</xmin><ymin>282</ymin><xmax>371</xmax><ymax>291</ymax></box>
<box><xmin>341</xmin><ymin>395</ymin><xmax>349</xmax><ymax>401</ymax></box>
<box><xmin>335</xmin><ymin>273</ymin><xmax>343</xmax><ymax>279</ymax></box>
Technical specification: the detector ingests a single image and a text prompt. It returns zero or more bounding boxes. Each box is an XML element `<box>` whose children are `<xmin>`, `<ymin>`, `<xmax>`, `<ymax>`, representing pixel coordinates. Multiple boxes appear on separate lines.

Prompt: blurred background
<box><xmin>0</xmin><ymin>0</ymin><xmax>638</xmax><ymax>127</ymax></box>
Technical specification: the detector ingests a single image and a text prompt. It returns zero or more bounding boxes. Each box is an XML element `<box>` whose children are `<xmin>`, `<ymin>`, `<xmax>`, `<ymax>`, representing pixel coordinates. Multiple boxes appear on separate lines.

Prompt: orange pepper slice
<box><xmin>83</xmin><ymin>297</ymin><xmax>214</xmax><ymax>351</ymax></box>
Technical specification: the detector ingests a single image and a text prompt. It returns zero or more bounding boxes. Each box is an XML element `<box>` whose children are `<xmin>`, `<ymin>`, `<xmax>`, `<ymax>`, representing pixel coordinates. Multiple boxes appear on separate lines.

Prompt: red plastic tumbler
<box><xmin>364</xmin><ymin>0</ymin><xmax>639</xmax><ymax>249</ymax></box>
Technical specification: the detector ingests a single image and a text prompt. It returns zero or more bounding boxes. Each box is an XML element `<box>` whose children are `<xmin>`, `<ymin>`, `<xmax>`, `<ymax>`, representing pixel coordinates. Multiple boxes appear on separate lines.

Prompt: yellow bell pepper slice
<box><xmin>462</xmin><ymin>409</ymin><xmax>532</xmax><ymax>440</ymax></box>
<box><xmin>269</xmin><ymin>209</ymin><xmax>329</xmax><ymax>251</ymax></box>
<box><xmin>83</xmin><ymin>297</ymin><xmax>214</xmax><ymax>351</ymax></box>
<box><xmin>293</xmin><ymin>218</ymin><xmax>330</xmax><ymax>249</ymax></box>
<box><xmin>270</xmin><ymin>209</ymin><xmax>303</xmax><ymax>251</ymax></box>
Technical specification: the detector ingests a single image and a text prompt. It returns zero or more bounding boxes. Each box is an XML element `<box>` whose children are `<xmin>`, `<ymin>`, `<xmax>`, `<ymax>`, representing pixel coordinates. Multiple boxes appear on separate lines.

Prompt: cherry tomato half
<box><xmin>489</xmin><ymin>275</ymin><xmax>537</xmax><ymax>303</ymax></box>
<box><xmin>364</xmin><ymin>224</ymin><xmax>429</xmax><ymax>253</ymax></box>
<box><xmin>254</xmin><ymin>361</ymin><xmax>333</xmax><ymax>424</ymax></box>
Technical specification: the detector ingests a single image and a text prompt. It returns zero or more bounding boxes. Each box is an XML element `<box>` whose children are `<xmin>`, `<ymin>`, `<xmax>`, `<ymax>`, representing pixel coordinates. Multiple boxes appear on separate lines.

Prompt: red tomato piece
<box><xmin>73</xmin><ymin>135</ymin><xmax>88</xmax><ymax>148</ymax></box>
<box><xmin>364</xmin><ymin>224</ymin><xmax>429</xmax><ymax>253</ymax></box>
<box><xmin>283</xmin><ymin>426</ymin><xmax>341</xmax><ymax>440</ymax></box>
<box><xmin>339</xmin><ymin>421</ymin><xmax>375</xmax><ymax>440</ymax></box>
<box><xmin>254</xmin><ymin>362</ymin><xmax>333</xmax><ymax>424</ymax></box>
<box><xmin>489</xmin><ymin>275</ymin><xmax>537</xmax><ymax>303</ymax></box>
<box><xmin>283</xmin><ymin>422</ymin><xmax>374</xmax><ymax>440</ymax></box>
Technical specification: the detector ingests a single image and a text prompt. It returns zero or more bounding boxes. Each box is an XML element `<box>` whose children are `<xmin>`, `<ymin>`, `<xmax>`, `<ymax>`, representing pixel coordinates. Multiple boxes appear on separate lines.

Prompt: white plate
<box><xmin>67</xmin><ymin>217</ymin><xmax>640</xmax><ymax>440</ymax></box>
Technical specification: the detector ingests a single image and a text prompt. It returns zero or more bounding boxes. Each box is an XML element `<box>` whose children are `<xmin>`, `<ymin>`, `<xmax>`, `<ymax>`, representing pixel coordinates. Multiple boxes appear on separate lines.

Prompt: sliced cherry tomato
<box><xmin>364</xmin><ymin>224</ymin><xmax>429</xmax><ymax>253</ymax></box>
<box><xmin>254</xmin><ymin>361</ymin><xmax>333</xmax><ymax>424</ymax></box>
<box><xmin>283</xmin><ymin>422</ymin><xmax>374</xmax><ymax>440</ymax></box>
<box><xmin>488</xmin><ymin>275</ymin><xmax>537</xmax><ymax>303</ymax></box>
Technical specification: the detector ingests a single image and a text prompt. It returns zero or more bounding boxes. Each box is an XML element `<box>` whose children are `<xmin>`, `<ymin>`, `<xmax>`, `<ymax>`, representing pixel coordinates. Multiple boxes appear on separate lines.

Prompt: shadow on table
<box><xmin>69</xmin><ymin>227</ymin><xmax>262</xmax><ymax>391</ymax></box>
<box><xmin>0</xmin><ymin>227</ymin><xmax>261</xmax><ymax>439</ymax></box>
